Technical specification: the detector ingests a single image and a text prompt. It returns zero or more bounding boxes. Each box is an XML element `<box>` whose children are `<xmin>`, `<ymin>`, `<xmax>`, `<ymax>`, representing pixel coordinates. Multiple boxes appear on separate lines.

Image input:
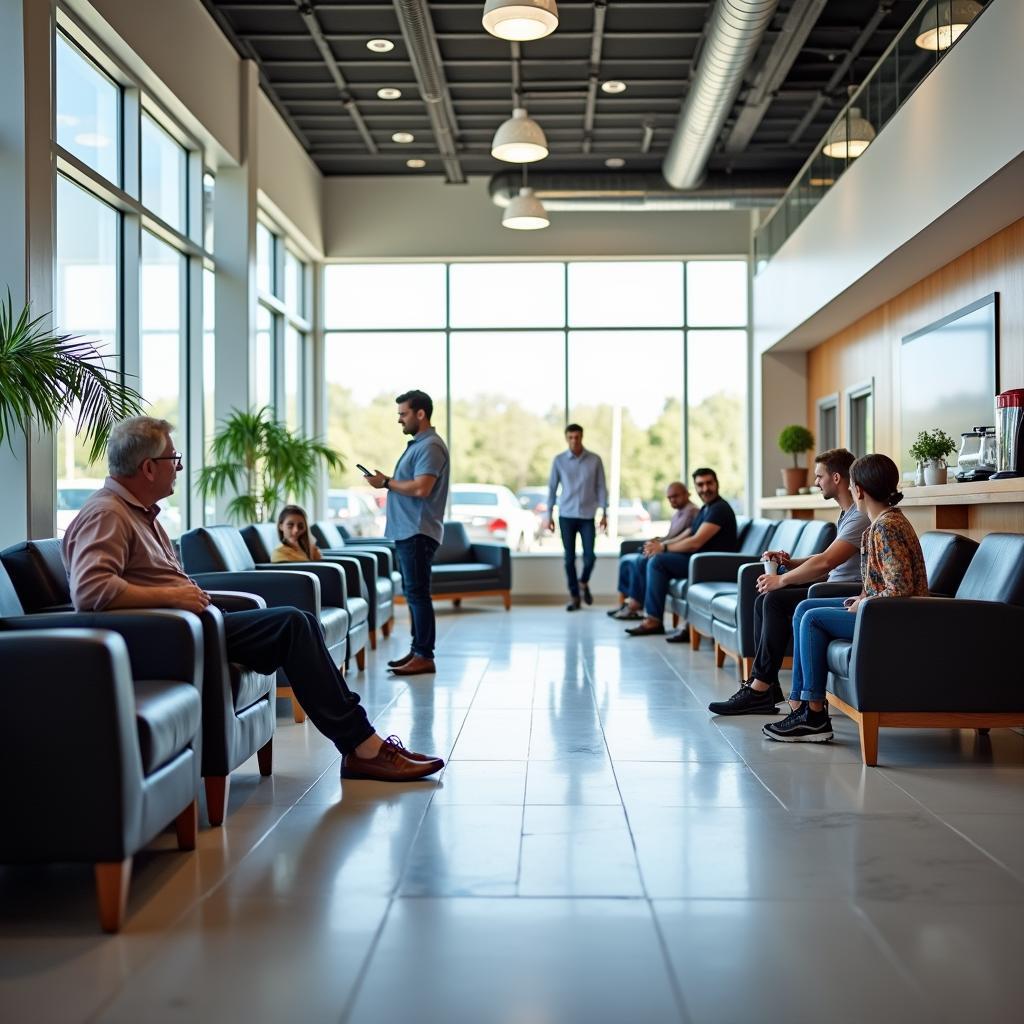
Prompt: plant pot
<box><xmin>923</xmin><ymin>460</ymin><xmax>947</xmax><ymax>486</ymax></box>
<box><xmin>782</xmin><ymin>467</ymin><xmax>807</xmax><ymax>495</ymax></box>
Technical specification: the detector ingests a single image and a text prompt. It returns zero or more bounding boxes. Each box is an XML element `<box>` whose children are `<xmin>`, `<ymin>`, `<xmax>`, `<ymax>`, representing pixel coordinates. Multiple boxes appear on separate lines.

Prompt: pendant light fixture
<box><xmin>482</xmin><ymin>0</ymin><xmax>559</xmax><ymax>42</ymax></box>
<box><xmin>915</xmin><ymin>1</ymin><xmax>982</xmax><ymax>51</ymax></box>
<box><xmin>502</xmin><ymin>165</ymin><xmax>549</xmax><ymax>230</ymax></box>
<box><xmin>823</xmin><ymin>88</ymin><xmax>876</xmax><ymax>159</ymax></box>
<box><xmin>491</xmin><ymin>107</ymin><xmax>549</xmax><ymax>163</ymax></box>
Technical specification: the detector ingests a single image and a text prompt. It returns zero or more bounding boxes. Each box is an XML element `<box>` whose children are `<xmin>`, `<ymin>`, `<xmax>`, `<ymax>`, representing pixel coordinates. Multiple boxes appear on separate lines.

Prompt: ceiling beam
<box><xmin>582</xmin><ymin>1</ymin><xmax>608</xmax><ymax>154</ymax></box>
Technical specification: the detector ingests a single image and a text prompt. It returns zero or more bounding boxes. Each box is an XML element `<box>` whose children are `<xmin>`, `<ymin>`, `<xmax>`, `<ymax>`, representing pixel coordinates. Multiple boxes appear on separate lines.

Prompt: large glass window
<box><xmin>449</xmin><ymin>264</ymin><xmax>564</xmax><ymax>328</ymax></box>
<box><xmin>55</xmin><ymin>34</ymin><xmax>119</xmax><ymax>182</ymax></box>
<box><xmin>203</xmin><ymin>267</ymin><xmax>217</xmax><ymax>521</ymax></box>
<box><xmin>255</xmin><ymin>305</ymin><xmax>274</xmax><ymax>411</ymax></box>
<box><xmin>141</xmin><ymin>113</ymin><xmax>187</xmax><ymax>232</ymax></box>
<box><xmin>685</xmin><ymin>260</ymin><xmax>748</xmax><ymax>327</ymax></box>
<box><xmin>568</xmin><ymin>262</ymin><xmax>683</xmax><ymax>327</ymax></box>
<box><xmin>283</xmin><ymin>325</ymin><xmax>302</xmax><ymax>432</ymax></box>
<box><xmin>324</xmin><ymin>264</ymin><xmax>446</xmax><ymax>329</ymax></box>
<box><xmin>257</xmin><ymin>222</ymin><xmax>275</xmax><ymax>296</ymax></box>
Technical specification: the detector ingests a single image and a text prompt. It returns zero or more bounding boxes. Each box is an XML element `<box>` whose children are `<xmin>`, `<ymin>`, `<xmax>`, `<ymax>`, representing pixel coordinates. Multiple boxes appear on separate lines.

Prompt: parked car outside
<box><xmin>57</xmin><ymin>478</ymin><xmax>183</xmax><ymax>538</ymax></box>
<box><xmin>516</xmin><ymin>486</ymin><xmax>554</xmax><ymax>539</ymax></box>
<box><xmin>451</xmin><ymin>483</ymin><xmax>537</xmax><ymax>551</ymax></box>
<box><xmin>327</xmin><ymin>488</ymin><xmax>383</xmax><ymax>536</ymax></box>
<box><xmin>614</xmin><ymin>498</ymin><xmax>652</xmax><ymax>537</ymax></box>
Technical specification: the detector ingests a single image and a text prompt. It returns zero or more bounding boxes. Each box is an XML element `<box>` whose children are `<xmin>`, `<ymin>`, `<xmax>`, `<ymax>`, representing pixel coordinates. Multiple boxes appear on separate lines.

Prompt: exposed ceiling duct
<box><xmin>488</xmin><ymin>171</ymin><xmax>786</xmax><ymax>211</ymax></box>
<box><xmin>662</xmin><ymin>0</ymin><xmax>780</xmax><ymax>190</ymax></box>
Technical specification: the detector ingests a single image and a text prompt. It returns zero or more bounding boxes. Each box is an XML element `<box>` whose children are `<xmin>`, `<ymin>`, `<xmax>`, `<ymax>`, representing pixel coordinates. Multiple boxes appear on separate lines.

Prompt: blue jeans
<box><xmin>789</xmin><ymin>597</ymin><xmax>857</xmax><ymax>702</ymax></box>
<box><xmin>559</xmin><ymin>517</ymin><xmax>596</xmax><ymax>597</ymax></box>
<box><xmin>644</xmin><ymin>552</ymin><xmax>692</xmax><ymax>619</ymax></box>
<box><xmin>617</xmin><ymin>552</ymin><xmax>646</xmax><ymax>604</ymax></box>
<box><xmin>395</xmin><ymin>534</ymin><xmax>440</xmax><ymax>659</ymax></box>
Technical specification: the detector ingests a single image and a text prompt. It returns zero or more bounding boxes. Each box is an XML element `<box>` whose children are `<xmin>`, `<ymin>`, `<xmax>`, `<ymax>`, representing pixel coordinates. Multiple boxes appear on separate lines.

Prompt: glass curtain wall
<box><xmin>324</xmin><ymin>260</ymin><xmax>749</xmax><ymax>552</ymax></box>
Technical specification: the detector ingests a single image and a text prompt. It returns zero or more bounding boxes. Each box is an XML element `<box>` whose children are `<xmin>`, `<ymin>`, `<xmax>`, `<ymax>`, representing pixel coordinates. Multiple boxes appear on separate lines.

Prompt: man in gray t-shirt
<box><xmin>708</xmin><ymin>449</ymin><xmax>868</xmax><ymax>717</ymax></box>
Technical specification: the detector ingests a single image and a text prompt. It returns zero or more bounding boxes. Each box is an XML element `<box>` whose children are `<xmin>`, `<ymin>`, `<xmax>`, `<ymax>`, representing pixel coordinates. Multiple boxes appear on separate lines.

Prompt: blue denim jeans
<box><xmin>643</xmin><ymin>552</ymin><xmax>692</xmax><ymax>619</ymax></box>
<box><xmin>395</xmin><ymin>534</ymin><xmax>440</xmax><ymax>659</ymax></box>
<box><xmin>789</xmin><ymin>597</ymin><xmax>857</xmax><ymax>702</ymax></box>
<box><xmin>617</xmin><ymin>552</ymin><xmax>647</xmax><ymax>604</ymax></box>
<box><xmin>559</xmin><ymin>516</ymin><xmax>596</xmax><ymax>597</ymax></box>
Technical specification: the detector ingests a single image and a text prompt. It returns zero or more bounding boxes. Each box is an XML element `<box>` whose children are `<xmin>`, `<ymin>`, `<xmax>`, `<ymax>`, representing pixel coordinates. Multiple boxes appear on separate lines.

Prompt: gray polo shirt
<box><xmin>384</xmin><ymin>426</ymin><xmax>450</xmax><ymax>544</ymax></box>
<box><xmin>546</xmin><ymin>448</ymin><xmax>608</xmax><ymax>519</ymax></box>
<box><xmin>827</xmin><ymin>504</ymin><xmax>869</xmax><ymax>583</ymax></box>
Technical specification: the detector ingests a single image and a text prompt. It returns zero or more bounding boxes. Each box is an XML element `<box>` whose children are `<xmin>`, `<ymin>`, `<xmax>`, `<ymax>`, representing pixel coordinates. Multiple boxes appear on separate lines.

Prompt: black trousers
<box><xmin>222</xmin><ymin>607</ymin><xmax>374</xmax><ymax>754</ymax></box>
<box><xmin>750</xmin><ymin>585</ymin><xmax>812</xmax><ymax>686</ymax></box>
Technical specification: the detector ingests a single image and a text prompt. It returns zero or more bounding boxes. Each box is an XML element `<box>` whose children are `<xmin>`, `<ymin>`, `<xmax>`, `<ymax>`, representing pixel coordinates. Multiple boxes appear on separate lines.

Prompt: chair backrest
<box><xmin>241</xmin><ymin>523</ymin><xmax>279</xmax><ymax>563</ymax></box>
<box><xmin>734</xmin><ymin>516</ymin><xmax>751</xmax><ymax>545</ymax></box>
<box><xmin>0</xmin><ymin>539</ymin><xmax>72</xmax><ymax>612</ymax></box>
<box><xmin>434</xmin><ymin>521</ymin><xmax>473</xmax><ymax>564</ymax></box>
<box><xmin>954</xmin><ymin>533</ymin><xmax>1024</xmax><ymax>605</ymax></box>
<box><xmin>738</xmin><ymin>519</ymin><xmax>776</xmax><ymax>556</ymax></box>
<box><xmin>766</xmin><ymin>519</ymin><xmax>805</xmax><ymax>556</ymax></box>
<box><xmin>919</xmin><ymin>531</ymin><xmax>979</xmax><ymax>597</ymax></box>
<box><xmin>312</xmin><ymin>520</ymin><xmax>346</xmax><ymax>549</ymax></box>
<box><xmin>791</xmin><ymin>519</ymin><xmax>837</xmax><ymax>559</ymax></box>
<box><xmin>180</xmin><ymin>526</ymin><xmax>257</xmax><ymax>574</ymax></box>
<box><xmin>0</xmin><ymin>561</ymin><xmax>26</xmax><ymax>616</ymax></box>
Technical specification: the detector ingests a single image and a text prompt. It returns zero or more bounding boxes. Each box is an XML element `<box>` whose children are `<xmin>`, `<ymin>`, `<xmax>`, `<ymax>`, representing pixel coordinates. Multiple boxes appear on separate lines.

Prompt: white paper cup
<box><xmin>762</xmin><ymin>559</ymin><xmax>779</xmax><ymax>576</ymax></box>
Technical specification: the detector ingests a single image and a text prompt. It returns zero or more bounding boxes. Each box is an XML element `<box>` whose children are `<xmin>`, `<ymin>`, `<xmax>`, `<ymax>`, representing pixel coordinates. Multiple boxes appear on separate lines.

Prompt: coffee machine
<box><xmin>955</xmin><ymin>426</ymin><xmax>997</xmax><ymax>481</ymax></box>
<box><xmin>992</xmin><ymin>389</ymin><xmax>1024</xmax><ymax>479</ymax></box>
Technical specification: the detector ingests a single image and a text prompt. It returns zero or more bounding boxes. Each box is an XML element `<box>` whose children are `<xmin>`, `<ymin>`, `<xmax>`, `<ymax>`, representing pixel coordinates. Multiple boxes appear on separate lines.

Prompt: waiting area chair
<box><xmin>429</xmin><ymin>521</ymin><xmax>512</xmax><ymax>609</ymax></box>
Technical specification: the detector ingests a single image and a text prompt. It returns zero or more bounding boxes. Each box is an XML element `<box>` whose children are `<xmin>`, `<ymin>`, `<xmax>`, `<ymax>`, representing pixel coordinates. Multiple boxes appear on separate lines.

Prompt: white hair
<box><xmin>108</xmin><ymin>416</ymin><xmax>174</xmax><ymax>476</ymax></box>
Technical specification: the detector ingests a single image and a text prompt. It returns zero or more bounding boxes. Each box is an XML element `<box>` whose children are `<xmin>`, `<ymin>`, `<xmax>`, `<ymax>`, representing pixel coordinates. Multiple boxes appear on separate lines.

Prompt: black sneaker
<box><xmin>566</xmin><ymin>596</ymin><xmax>581</xmax><ymax>612</ymax></box>
<box><xmin>708</xmin><ymin>681</ymin><xmax>784</xmax><ymax>716</ymax></box>
<box><xmin>762</xmin><ymin>704</ymin><xmax>834</xmax><ymax>743</ymax></box>
<box><xmin>581</xmin><ymin>583</ymin><xmax>593</xmax><ymax>606</ymax></box>
<box><xmin>606</xmin><ymin>603</ymin><xmax>627</xmax><ymax>618</ymax></box>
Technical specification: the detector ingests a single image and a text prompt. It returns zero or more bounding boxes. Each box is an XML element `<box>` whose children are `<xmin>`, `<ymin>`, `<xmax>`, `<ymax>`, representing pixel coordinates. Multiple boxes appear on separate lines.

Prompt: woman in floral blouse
<box><xmin>763</xmin><ymin>453</ymin><xmax>928</xmax><ymax>744</ymax></box>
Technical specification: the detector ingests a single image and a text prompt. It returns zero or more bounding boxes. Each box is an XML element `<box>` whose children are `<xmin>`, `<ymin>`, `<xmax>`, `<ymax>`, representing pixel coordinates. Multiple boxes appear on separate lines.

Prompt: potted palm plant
<box><xmin>909</xmin><ymin>428</ymin><xmax>957</xmax><ymax>486</ymax></box>
<box><xmin>198</xmin><ymin>406</ymin><xmax>344</xmax><ymax>523</ymax></box>
<box><xmin>0</xmin><ymin>291</ymin><xmax>144</xmax><ymax>461</ymax></box>
<box><xmin>778</xmin><ymin>425</ymin><xmax>815</xmax><ymax>495</ymax></box>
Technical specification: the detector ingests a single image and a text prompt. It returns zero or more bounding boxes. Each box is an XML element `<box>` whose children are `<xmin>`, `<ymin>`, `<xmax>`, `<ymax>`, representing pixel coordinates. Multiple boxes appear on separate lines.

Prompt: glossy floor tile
<box><xmin>2</xmin><ymin>605</ymin><xmax>1022</xmax><ymax>1024</ymax></box>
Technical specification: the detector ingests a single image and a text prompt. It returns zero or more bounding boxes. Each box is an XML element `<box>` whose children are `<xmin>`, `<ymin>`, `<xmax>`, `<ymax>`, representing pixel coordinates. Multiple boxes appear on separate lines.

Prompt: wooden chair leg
<box><xmin>257</xmin><ymin>737</ymin><xmax>273</xmax><ymax>777</ymax></box>
<box><xmin>205</xmin><ymin>775</ymin><xmax>230</xmax><ymax>827</ymax></box>
<box><xmin>690</xmin><ymin>626</ymin><xmax>701</xmax><ymax>651</ymax></box>
<box><xmin>278</xmin><ymin>685</ymin><xmax>306</xmax><ymax>723</ymax></box>
<box><xmin>174</xmin><ymin>799</ymin><xmax>197</xmax><ymax>850</ymax></box>
<box><xmin>714</xmin><ymin>642</ymin><xmax>726</xmax><ymax>668</ymax></box>
<box><xmin>742</xmin><ymin>657</ymin><xmax>753</xmax><ymax>681</ymax></box>
<box><xmin>858</xmin><ymin>712</ymin><xmax>880</xmax><ymax>767</ymax></box>
<box><xmin>95</xmin><ymin>858</ymin><xmax>132</xmax><ymax>933</ymax></box>
<box><xmin>355</xmin><ymin>648</ymin><xmax>366</xmax><ymax>671</ymax></box>
<box><xmin>502</xmin><ymin>592</ymin><xmax>512</xmax><ymax>610</ymax></box>
<box><xmin>672</xmin><ymin>613</ymin><xmax>680</xmax><ymax>628</ymax></box>
<box><xmin>382</xmin><ymin>616</ymin><xmax>393</xmax><ymax>638</ymax></box>
<box><xmin>369</xmin><ymin>629</ymin><xmax>378</xmax><ymax>651</ymax></box>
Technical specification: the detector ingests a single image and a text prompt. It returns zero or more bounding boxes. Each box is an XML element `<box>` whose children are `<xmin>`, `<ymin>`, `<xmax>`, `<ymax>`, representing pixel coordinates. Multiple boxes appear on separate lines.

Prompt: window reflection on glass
<box><xmin>324</xmin><ymin>264</ymin><xmax>446</xmax><ymax>329</ymax></box>
<box><xmin>55</xmin><ymin>176</ymin><xmax>119</xmax><ymax>533</ymax></box>
<box><xmin>686</xmin><ymin>261</ymin><xmax>748</xmax><ymax>327</ymax></box>
<box><xmin>203</xmin><ymin>269</ymin><xmax>216</xmax><ymax>521</ymax></box>
<box><xmin>568</xmin><ymin>331</ymin><xmax>683</xmax><ymax>548</ymax></box>
<box><xmin>140</xmin><ymin>231</ymin><xmax>185</xmax><ymax>536</ymax></box>
<box><xmin>284</xmin><ymin>250</ymin><xmax>304</xmax><ymax>316</ymax></box>
<box><xmin>818</xmin><ymin>399</ymin><xmax>838</xmax><ymax>451</ymax></box>
<box><xmin>56</xmin><ymin>34</ymin><xmax>119</xmax><ymax>184</ymax></box>
<box><xmin>449</xmin><ymin>264</ymin><xmax>564</xmax><ymax>328</ymax></box>
<box><xmin>284</xmin><ymin>326</ymin><xmax>302</xmax><ymax>432</ymax></box>
<box><xmin>255</xmin><ymin>305</ymin><xmax>274</xmax><ymax>412</ymax></box>
<box><xmin>568</xmin><ymin>262</ymin><xmax>683</xmax><ymax>327</ymax></box>
<box><xmin>141</xmin><ymin>113</ymin><xmax>186</xmax><ymax>232</ymax></box>
<box><xmin>849</xmin><ymin>388</ymin><xmax>874</xmax><ymax>457</ymax></box>
<box><xmin>687</xmin><ymin>330</ymin><xmax>747</xmax><ymax>511</ymax></box>
<box><xmin>202</xmin><ymin>173</ymin><xmax>215</xmax><ymax>253</ymax></box>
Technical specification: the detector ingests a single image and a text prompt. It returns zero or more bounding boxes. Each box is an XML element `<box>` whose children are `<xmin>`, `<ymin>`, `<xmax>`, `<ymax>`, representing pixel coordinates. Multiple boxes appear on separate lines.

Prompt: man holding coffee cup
<box><xmin>708</xmin><ymin>448</ymin><xmax>868</xmax><ymax>716</ymax></box>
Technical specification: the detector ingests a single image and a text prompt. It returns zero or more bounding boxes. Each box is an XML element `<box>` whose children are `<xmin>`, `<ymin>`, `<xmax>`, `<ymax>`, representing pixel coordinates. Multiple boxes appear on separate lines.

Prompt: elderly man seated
<box><xmin>62</xmin><ymin>416</ymin><xmax>443</xmax><ymax>783</ymax></box>
<box><xmin>608</xmin><ymin>481</ymin><xmax>698</xmax><ymax>620</ymax></box>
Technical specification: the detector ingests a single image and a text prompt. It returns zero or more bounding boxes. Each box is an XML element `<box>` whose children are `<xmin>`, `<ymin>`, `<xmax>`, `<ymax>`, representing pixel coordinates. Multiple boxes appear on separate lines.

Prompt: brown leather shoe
<box><xmin>390</xmin><ymin>654</ymin><xmax>436</xmax><ymax>676</ymax></box>
<box><xmin>387</xmin><ymin>650</ymin><xmax>415</xmax><ymax>668</ymax></box>
<box><xmin>383</xmin><ymin>735</ymin><xmax>443</xmax><ymax>767</ymax></box>
<box><xmin>341</xmin><ymin>740</ymin><xmax>444</xmax><ymax>781</ymax></box>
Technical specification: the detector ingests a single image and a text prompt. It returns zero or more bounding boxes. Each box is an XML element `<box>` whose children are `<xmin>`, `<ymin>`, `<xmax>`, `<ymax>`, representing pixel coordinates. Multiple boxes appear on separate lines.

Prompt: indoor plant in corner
<box><xmin>197</xmin><ymin>406</ymin><xmax>344</xmax><ymax>523</ymax></box>
<box><xmin>778</xmin><ymin>425</ymin><xmax>815</xmax><ymax>495</ymax></box>
<box><xmin>0</xmin><ymin>291</ymin><xmax>144</xmax><ymax>460</ymax></box>
<box><xmin>909</xmin><ymin>428</ymin><xmax>957</xmax><ymax>486</ymax></box>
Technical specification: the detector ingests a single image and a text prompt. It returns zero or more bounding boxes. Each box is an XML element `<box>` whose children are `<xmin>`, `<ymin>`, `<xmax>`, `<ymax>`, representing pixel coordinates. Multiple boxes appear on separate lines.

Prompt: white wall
<box><xmin>324</xmin><ymin>176</ymin><xmax>753</xmax><ymax>260</ymax></box>
<box><xmin>753</xmin><ymin>0</ymin><xmax>1024</xmax><ymax>354</ymax></box>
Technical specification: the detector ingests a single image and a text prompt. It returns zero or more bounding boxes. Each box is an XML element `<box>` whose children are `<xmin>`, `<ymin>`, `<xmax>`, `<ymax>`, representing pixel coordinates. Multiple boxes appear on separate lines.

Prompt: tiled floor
<box><xmin>2</xmin><ymin>604</ymin><xmax>1023</xmax><ymax>1024</ymax></box>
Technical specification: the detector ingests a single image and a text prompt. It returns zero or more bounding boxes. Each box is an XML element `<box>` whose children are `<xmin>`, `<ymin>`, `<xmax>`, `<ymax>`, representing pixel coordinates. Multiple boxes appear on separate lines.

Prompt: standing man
<box><xmin>366</xmin><ymin>390</ymin><xmax>450</xmax><ymax>677</ymax></box>
<box><xmin>546</xmin><ymin>423</ymin><xmax>607</xmax><ymax>611</ymax></box>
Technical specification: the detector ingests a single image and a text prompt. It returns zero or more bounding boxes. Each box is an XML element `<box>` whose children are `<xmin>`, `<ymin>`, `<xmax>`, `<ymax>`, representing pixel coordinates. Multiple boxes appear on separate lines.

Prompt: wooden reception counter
<box><xmin>759</xmin><ymin>478</ymin><xmax>1024</xmax><ymax>540</ymax></box>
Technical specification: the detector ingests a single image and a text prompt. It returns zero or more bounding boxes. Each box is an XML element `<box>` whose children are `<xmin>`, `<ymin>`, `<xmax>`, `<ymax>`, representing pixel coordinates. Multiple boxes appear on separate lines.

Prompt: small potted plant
<box><xmin>777</xmin><ymin>425</ymin><xmax>815</xmax><ymax>495</ymax></box>
<box><xmin>908</xmin><ymin>428</ymin><xmax>957</xmax><ymax>486</ymax></box>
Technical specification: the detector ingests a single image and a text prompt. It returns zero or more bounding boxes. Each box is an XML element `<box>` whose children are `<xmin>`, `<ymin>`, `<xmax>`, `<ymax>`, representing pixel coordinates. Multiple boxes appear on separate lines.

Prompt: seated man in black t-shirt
<box><xmin>625</xmin><ymin>467</ymin><xmax>737</xmax><ymax>637</ymax></box>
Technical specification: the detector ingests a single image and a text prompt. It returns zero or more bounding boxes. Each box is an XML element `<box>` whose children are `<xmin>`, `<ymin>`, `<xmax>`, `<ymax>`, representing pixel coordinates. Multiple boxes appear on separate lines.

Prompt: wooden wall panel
<box><xmin>807</xmin><ymin>217</ymin><xmax>1024</xmax><ymax>460</ymax></box>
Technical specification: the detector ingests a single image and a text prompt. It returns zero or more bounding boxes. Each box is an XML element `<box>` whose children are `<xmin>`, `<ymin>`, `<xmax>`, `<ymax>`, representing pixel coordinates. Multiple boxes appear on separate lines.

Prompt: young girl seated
<box><xmin>763</xmin><ymin>453</ymin><xmax>928</xmax><ymax>744</ymax></box>
<box><xmin>271</xmin><ymin>504</ymin><xmax>323</xmax><ymax>563</ymax></box>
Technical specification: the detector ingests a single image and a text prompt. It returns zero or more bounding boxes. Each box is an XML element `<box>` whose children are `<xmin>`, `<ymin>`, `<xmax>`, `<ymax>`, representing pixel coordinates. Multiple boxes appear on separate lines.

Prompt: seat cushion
<box><xmin>375</xmin><ymin>578</ymin><xmax>393</xmax><ymax>603</ymax></box>
<box><xmin>432</xmin><ymin>563</ymin><xmax>500</xmax><ymax>584</ymax></box>
<box><xmin>687</xmin><ymin>582</ymin><xmax>737</xmax><ymax>617</ymax></box>
<box><xmin>320</xmin><ymin>605</ymin><xmax>351</xmax><ymax>648</ymax></box>
<box><xmin>231</xmin><ymin>662</ymin><xmax>273</xmax><ymax>713</ymax></box>
<box><xmin>826</xmin><ymin>640</ymin><xmax>853</xmax><ymax>678</ymax></box>
<box><xmin>710</xmin><ymin>592</ymin><xmax>738</xmax><ymax>627</ymax></box>
<box><xmin>134</xmin><ymin>679</ymin><xmax>201</xmax><ymax>775</ymax></box>
<box><xmin>343</xmin><ymin>596</ymin><xmax>368</xmax><ymax>629</ymax></box>
<box><xmin>667</xmin><ymin>579</ymin><xmax>688</xmax><ymax>600</ymax></box>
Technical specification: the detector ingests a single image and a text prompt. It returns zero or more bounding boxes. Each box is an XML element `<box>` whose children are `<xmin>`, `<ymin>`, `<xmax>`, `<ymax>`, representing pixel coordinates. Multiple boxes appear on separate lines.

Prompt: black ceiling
<box><xmin>202</xmin><ymin>1</ymin><xmax>932</xmax><ymax>181</ymax></box>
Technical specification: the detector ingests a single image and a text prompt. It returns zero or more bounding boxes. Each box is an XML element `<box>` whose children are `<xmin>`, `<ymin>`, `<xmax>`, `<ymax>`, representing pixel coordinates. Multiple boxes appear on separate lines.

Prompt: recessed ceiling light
<box><xmin>392</xmin><ymin>131</ymin><xmax>415</xmax><ymax>144</ymax></box>
<box><xmin>366</xmin><ymin>38</ymin><xmax>394</xmax><ymax>53</ymax></box>
<box><xmin>604</xmin><ymin>157</ymin><xmax>625</xmax><ymax>168</ymax></box>
<box><xmin>377</xmin><ymin>87</ymin><xmax>402</xmax><ymax>100</ymax></box>
<box><xmin>406</xmin><ymin>159</ymin><xmax>426</xmax><ymax>169</ymax></box>
<box><xmin>601</xmin><ymin>80</ymin><xmax>627</xmax><ymax>94</ymax></box>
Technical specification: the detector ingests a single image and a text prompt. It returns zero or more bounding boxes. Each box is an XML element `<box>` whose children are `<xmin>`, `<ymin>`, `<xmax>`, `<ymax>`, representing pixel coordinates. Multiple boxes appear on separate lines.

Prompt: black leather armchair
<box><xmin>824</xmin><ymin>533</ymin><xmax>1022</xmax><ymax>765</ymax></box>
<box><xmin>428</xmin><ymin>521</ymin><xmax>512</xmax><ymax>609</ymax></box>
<box><xmin>0</xmin><ymin>565</ymin><xmax>203</xmax><ymax>932</ymax></box>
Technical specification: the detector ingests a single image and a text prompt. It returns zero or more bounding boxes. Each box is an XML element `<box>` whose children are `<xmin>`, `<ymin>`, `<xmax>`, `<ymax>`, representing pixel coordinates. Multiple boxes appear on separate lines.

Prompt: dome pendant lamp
<box><xmin>482</xmin><ymin>0</ymin><xmax>559</xmax><ymax>42</ymax></box>
<box><xmin>823</xmin><ymin>101</ymin><xmax>875</xmax><ymax>159</ymax></box>
<box><xmin>503</xmin><ymin>187</ymin><xmax>549</xmax><ymax>230</ymax></box>
<box><xmin>491</xmin><ymin>107</ymin><xmax>549</xmax><ymax>163</ymax></box>
<box><xmin>915</xmin><ymin>1</ymin><xmax>982</xmax><ymax>51</ymax></box>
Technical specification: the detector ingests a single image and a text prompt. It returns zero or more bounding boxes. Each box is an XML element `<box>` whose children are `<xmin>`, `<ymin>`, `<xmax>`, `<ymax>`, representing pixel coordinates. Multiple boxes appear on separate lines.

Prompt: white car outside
<box><xmin>450</xmin><ymin>484</ymin><xmax>537</xmax><ymax>552</ymax></box>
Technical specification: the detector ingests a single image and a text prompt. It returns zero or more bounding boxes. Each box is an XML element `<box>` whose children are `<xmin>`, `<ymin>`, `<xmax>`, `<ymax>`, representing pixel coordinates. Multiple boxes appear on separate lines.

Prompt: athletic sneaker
<box><xmin>708</xmin><ymin>681</ymin><xmax>785</xmax><ymax>716</ymax></box>
<box><xmin>612</xmin><ymin>606</ymin><xmax>642</xmax><ymax>621</ymax></box>
<box><xmin>606</xmin><ymin>604</ymin><xmax>627</xmax><ymax>618</ymax></box>
<box><xmin>762</xmin><ymin>703</ymin><xmax>834</xmax><ymax>743</ymax></box>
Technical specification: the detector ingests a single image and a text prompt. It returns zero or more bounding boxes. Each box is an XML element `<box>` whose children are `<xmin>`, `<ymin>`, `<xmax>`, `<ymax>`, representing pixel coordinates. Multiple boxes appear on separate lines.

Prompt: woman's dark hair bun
<box><xmin>887</xmin><ymin>490</ymin><xmax>904</xmax><ymax>507</ymax></box>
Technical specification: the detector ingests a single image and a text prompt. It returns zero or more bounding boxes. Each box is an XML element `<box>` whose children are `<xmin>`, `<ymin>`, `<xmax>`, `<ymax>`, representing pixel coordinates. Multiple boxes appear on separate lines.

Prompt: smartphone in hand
<box><xmin>356</xmin><ymin>464</ymin><xmax>372</xmax><ymax>477</ymax></box>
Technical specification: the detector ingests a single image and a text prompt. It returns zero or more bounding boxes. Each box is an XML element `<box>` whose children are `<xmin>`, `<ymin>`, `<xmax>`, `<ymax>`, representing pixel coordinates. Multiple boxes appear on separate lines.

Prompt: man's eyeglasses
<box><xmin>149</xmin><ymin>452</ymin><xmax>183</xmax><ymax>470</ymax></box>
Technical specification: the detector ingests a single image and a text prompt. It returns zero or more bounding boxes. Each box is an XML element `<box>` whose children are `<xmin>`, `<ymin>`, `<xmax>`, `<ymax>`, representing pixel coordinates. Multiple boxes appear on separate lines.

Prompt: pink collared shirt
<box><xmin>62</xmin><ymin>477</ymin><xmax>191</xmax><ymax>611</ymax></box>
